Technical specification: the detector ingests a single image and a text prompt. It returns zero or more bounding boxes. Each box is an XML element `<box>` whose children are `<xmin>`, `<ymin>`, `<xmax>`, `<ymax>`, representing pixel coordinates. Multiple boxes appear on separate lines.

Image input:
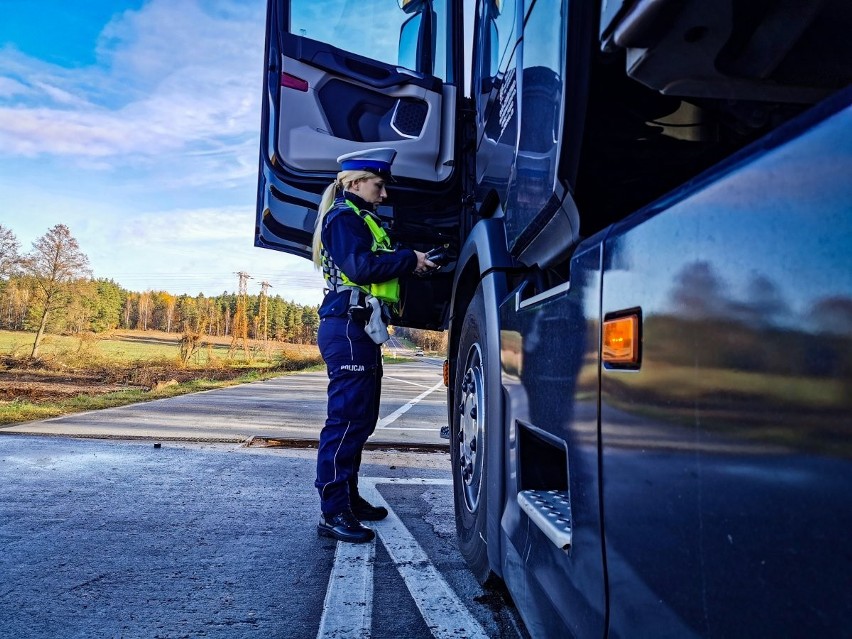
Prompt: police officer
<box><xmin>312</xmin><ymin>147</ymin><xmax>434</xmax><ymax>543</ymax></box>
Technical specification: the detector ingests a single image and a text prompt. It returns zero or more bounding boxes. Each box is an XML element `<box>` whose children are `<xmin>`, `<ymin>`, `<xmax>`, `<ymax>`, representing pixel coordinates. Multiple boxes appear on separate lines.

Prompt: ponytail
<box><xmin>311</xmin><ymin>169</ymin><xmax>377</xmax><ymax>268</ymax></box>
<box><xmin>312</xmin><ymin>179</ymin><xmax>340</xmax><ymax>267</ymax></box>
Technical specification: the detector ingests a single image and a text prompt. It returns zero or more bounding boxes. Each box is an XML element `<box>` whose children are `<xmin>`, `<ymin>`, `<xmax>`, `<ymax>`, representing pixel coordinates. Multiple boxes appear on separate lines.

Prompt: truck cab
<box><xmin>255</xmin><ymin>0</ymin><xmax>466</xmax><ymax>331</ymax></box>
<box><xmin>256</xmin><ymin>1</ymin><xmax>852</xmax><ymax>636</ymax></box>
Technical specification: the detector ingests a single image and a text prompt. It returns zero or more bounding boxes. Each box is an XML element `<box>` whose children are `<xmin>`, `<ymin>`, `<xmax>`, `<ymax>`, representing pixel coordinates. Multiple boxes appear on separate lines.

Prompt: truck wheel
<box><xmin>451</xmin><ymin>285</ymin><xmax>491</xmax><ymax>583</ymax></box>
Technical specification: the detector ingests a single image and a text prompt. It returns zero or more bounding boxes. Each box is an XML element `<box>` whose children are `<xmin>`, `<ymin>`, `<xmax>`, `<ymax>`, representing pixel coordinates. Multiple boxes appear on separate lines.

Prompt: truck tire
<box><xmin>451</xmin><ymin>285</ymin><xmax>491</xmax><ymax>583</ymax></box>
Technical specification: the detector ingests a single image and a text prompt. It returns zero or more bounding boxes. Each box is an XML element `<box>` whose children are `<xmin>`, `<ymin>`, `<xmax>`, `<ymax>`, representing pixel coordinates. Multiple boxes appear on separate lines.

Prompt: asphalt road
<box><xmin>1</xmin><ymin>358</ymin><xmax>448</xmax><ymax>447</ymax></box>
<box><xmin>0</xmin><ymin>358</ymin><xmax>530</xmax><ymax>638</ymax></box>
<box><xmin>0</xmin><ymin>437</ymin><xmax>529</xmax><ymax>638</ymax></box>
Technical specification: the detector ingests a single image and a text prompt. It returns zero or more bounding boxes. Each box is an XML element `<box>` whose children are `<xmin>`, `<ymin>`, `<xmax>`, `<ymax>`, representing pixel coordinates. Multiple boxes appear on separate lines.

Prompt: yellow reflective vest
<box><xmin>320</xmin><ymin>200</ymin><xmax>400</xmax><ymax>304</ymax></box>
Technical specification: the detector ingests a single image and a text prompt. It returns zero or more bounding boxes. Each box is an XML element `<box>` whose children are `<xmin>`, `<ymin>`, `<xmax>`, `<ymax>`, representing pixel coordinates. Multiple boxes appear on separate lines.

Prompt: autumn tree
<box><xmin>0</xmin><ymin>224</ymin><xmax>20</xmax><ymax>279</ymax></box>
<box><xmin>395</xmin><ymin>327</ymin><xmax>447</xmax><ymax>353</ymax></box>
<box><xmin>301</xmin><ymin>305</ymin><xmax>319</xmax><ymax>343</ymax></box>
<box><xmin>122</xmin><ymin>292</ymin><xmax>137</xmax><ymax>329</ymax></box>
<box><xmin>91</xmin><ymin>279</ymin><xmax>125</xmax><ymax>332</ymax></box>
<box><xmin>177</xmin><ymin>295</ymin><xmax>200</xmax><ymax>332</ymax></box>
<box><xmin>63</xmin><ymin>279</ymin><xmax>98</xmax><ymax>334</ymax></box>
<box><xmin>155</xmin><ymin>292</ymin><xmax>177</xmax><ymax>333</ymax></box>
<box><xmin>0</xmin><ymin>279</ymin><xmax>29</xmax><ymax>330</ymax></box>
<box><xmin>136</xmin><ymin>291</ymin><xmax>152</xmax><ymax>330</ymax></box>
<box><xmin>22</xmin><ymin>224</ymin><xmax>91</xmax><ymax>358</ymax></box>
<box><xmin>0</xmin><ymin>225</ymin><xmax>22</xmax><ymax>329</ymax></box>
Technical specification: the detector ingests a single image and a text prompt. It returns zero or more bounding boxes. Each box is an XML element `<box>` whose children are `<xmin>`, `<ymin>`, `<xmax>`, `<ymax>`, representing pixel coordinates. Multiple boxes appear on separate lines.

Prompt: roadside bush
<box><xmin>275</xmin><ymin>343</ymin><xmax>323</xmax><ymax>371</ymax></box>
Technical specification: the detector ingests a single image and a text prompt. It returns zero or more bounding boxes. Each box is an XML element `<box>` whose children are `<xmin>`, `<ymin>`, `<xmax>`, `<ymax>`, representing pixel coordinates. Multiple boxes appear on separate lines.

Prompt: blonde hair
<box><xmin>312</xmin><ymin>169</ymin><xmax>377</xmax><ymax>267</ymax></box>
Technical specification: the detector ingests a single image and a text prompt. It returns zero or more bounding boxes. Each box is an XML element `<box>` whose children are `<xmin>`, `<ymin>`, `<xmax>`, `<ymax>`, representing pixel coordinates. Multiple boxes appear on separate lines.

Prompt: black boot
<box><xmin>352</xmin><ymin>495</ymin><xmax>388</xmax><ymax>521</ymax></box>
<box><xmin>317</xmin><ymin>510</ymin><xmax>375</xmax><ymax>543</ymax></box>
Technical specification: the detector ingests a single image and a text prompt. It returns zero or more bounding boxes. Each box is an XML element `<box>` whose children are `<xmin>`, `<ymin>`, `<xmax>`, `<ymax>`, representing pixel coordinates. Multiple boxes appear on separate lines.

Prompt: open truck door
<box><xmin>255</xmin><ymin>0</ymin><xmax>465</xmax><ymax>329</ymax></box>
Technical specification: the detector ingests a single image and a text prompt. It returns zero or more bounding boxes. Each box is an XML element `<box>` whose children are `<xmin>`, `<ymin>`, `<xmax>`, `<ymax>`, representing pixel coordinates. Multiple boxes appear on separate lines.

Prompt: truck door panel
<box><xmin>278</xmin><ymin>49</ymin><xmax>448</xmax><ymax>182</ymax></box>
<box><xmin>498</xmin><ymin>240</ymin><xmax>606</xmax><ymax>637</ymax></box>
<box><xmin>256</xmin><ymin>0</ymin><xmax>462</xmax><ymax>329</ymax></box>
<box><xmin>257</xmin><ymin>0</ymin><xmax>459</xmax><ymax>261</ymax></box>
<box><xmin>600</xmin><ymin>93</ymin><xmax>852</xmax><ymax>637</ymax></box>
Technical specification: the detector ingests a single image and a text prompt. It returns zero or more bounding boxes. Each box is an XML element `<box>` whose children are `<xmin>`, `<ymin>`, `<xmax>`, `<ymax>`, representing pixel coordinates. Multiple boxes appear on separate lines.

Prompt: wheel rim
<box><xmin>458</xmin><ymin>342</ymin><xmax>485</xmax><ymax>512</ymax></box>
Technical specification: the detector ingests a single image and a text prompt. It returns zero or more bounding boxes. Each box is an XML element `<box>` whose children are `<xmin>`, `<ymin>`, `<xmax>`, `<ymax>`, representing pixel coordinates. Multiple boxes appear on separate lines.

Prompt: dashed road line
<box><xmin>318</xmin><ymin>478</ymin><xmax>489</xmax><ymax>639</ymax></box>
<box><xmin>376</xmin><ymin>382</ymin><xmax>444</xmax><ymax>430</ymax></box>
<box><xmin>383</xmin><ymin>375</ymin><xmax>435</xmax><ymax>389</ymax></box>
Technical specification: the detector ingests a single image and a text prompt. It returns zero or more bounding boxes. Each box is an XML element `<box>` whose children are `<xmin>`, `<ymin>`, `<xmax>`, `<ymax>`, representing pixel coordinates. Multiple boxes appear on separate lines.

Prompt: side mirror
<box><xmin>398</xmin><ymin>0</ymin><xmax>427</xmax><ymax>14</ymax></box>
<box><xmin>398</xmin><ymin>5</ymin><xmax>435</xmax><ymax>75</ymax></box>
<box><xmin>398</xmin><ymin>13</ymin><xmax>422</xmax><ymax>71</ymax></box>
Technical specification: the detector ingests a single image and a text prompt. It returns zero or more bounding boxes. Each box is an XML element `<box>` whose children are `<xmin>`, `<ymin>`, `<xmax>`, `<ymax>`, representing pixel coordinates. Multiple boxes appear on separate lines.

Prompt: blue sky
<box><xmin>0</xmin><ymin>0</ymin><xmax>325</xmax><ymax>305</ymax></box>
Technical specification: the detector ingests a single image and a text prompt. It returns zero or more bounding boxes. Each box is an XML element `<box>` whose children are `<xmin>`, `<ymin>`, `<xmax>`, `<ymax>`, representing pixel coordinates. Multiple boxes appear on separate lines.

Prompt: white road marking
<box><xmin>318</xmin><ymin>478</ymin><xmax>489</xmax><ymax>639</ymax></box>
<box><xmin>316</xmin><ymin>540</ymin><xmax>375</xmax><ymax>639</ymax></box>
<box><xmin>383</xmin><ymin>375</ymin><xmax>434</xmax><ymax>389</ymax></box>
<box><xmin>376</xmin><ymin>382</ymin><xmax>444</xmax><ymax>429</ymax></box>
<box><xmin>366</xmin><ymin>479</ymin><xmax>488</xmax><ymax>638</ymax></box>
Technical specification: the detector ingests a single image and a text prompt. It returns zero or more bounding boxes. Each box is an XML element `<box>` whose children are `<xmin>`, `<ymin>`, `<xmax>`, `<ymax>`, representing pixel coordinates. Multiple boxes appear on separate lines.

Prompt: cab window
<box><xmin>489</xmin><ymin>0</ymin><xmax>518</xmax><ymax>77</ymax></box>
<box><xmin>289</xmin><ymin>0</ymin><xmax>451</xmax><ymax>83</ymax></box>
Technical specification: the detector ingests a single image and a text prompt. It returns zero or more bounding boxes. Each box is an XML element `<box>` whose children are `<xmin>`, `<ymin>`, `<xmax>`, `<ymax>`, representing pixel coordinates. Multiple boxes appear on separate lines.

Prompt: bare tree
<box><xmin>136</xmin><ymin>291</ymin><xmax>151</xmax><ymax>331</ymax></box>
<box><xmin>23</xmin><ymin>224</ymin><xmax>91</xmax><ymax>358</ymax></box>
<box><xmin>0</xmin><ymin>224</ymin><xmax>20</xmax><ymax>279</ymax></box>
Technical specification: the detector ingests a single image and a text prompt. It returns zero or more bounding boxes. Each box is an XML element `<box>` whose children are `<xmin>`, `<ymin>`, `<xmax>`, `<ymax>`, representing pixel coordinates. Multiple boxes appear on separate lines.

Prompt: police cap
<box><xmin>337</xmin><ymin>147</ymin><xmax>397</xmax><ymax>181</ymax></box>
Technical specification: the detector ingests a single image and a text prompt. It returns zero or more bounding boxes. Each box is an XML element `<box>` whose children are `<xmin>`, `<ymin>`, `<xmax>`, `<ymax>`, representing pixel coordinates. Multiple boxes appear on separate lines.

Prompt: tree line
<box><xmin>393</xmin><ymin>326</ymin><xmax>448</xmax><ymax>353</ymax></box>
<box><xmin>0</xmin><ymin>224</ymin><xmax>320</xmax><ymax>357</ymax></box>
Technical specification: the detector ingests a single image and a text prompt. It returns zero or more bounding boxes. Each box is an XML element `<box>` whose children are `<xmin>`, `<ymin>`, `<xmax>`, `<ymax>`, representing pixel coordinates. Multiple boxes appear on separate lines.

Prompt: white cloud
<box><xmin>0</xmin><ymin>0</ymin><xmax>264</xmax><ymax>177</ymax></box>
<box><xmin>0</xmin><ymin>0</ymin><xmax>328</xmax><ymax>306</ymax></box>
<box><xmin>0</xmin><ymin>75</ymin><xmax>29</xmax><ymax>98</ymax></box>
<box><xmin>122</xmin><ymin>206</ymin><xmax>257</xmax><ymax>243</ymax></box>
<box><xmin>31</xmin><ymin>80</ymin><xmax>94</xmax><ymax>108</ymax></box>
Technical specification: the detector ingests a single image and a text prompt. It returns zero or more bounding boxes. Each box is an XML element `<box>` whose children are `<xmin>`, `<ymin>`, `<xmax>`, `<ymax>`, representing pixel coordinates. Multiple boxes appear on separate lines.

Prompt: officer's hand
<box><xmin>425</xmin><ymin>245</ymin><xmax>451</xmax><ymax>266</ymax></box>
<box><xmin>413</xmin><ymin>250</ymin><xmax>436</xmax><ymax>274</ymax></box>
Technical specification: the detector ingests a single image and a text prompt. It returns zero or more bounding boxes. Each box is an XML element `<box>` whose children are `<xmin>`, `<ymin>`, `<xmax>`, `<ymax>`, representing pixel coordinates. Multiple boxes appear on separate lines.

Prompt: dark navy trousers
<box><xmin>315</xmin><ymin>316</ymin><xmax>382</xmax><ymax>515</ymax></box>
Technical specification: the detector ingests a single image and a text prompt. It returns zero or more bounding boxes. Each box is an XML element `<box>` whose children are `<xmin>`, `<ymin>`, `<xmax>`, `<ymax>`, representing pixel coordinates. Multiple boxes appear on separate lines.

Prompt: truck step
<box><xmin>517</xmin><ymin>489</ymin><xmax>573</xmax><ymax>550</ymax></box>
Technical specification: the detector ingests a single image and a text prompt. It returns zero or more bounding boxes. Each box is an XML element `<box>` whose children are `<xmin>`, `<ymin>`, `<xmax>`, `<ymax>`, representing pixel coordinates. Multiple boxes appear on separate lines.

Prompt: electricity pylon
<box><xmin>259</xmin><ymin>281</ymin><xmax>272</xmax><ymax>343</ymax></box>
<box><xmin>230</xmin><ymin>271</ymin><xmax>252</xmax><ymax>360</ymax></box>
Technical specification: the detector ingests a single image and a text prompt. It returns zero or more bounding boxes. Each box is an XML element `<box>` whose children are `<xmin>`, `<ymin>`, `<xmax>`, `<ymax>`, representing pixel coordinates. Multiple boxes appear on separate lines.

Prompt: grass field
<box><xmin>0</xmin><ymin>329</ymin><xmax>287</xmax><ymax>365</ymax></box>
<box><xmin>0</xmin><ymin>329</ymin><xmax>417</xmax><ymax>425</ymax></box>
<box><xmin>0</xmin><ymin>375</ymin><xmax>281</xmax><ymax>425</ymax></box>
<box><xmin>0</xmin><ymin>329</ymin><xmax>327</xmax><ymax>425</ymax></box>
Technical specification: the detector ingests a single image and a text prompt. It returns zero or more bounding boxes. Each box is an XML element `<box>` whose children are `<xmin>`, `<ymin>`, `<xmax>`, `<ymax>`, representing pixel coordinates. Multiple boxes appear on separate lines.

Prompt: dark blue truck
<box><xmin>255</xmin><ymin>1</ymin><xmax>852</xmax><ymax>635</ymax></box>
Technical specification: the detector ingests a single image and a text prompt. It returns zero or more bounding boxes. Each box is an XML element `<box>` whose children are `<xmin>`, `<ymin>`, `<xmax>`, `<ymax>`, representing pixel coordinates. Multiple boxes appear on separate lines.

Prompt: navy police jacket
<box><xmin>318</xmin><ymin>192</ymin><xmax>417</xmax><ymax>319</ymax></box>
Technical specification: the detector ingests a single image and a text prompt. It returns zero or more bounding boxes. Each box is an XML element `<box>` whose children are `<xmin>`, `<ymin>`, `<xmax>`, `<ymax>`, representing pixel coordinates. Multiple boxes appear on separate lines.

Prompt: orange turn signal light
<box><xmin>443</xmin><ymin>359</ymin><xmax>449</xmax><ymax>387</ymax></box>
<box><xmin>603</xmin><ymin>314</ymin><xmax>640</xmax><ymax>365</ymax></box>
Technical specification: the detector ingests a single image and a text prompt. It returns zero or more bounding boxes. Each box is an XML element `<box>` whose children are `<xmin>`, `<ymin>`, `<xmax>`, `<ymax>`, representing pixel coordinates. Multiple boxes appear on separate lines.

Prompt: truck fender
<box><xmin>447</xmin><ymin>217</ymin><xmax>514</xmax><ymax>579</ymax></box>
